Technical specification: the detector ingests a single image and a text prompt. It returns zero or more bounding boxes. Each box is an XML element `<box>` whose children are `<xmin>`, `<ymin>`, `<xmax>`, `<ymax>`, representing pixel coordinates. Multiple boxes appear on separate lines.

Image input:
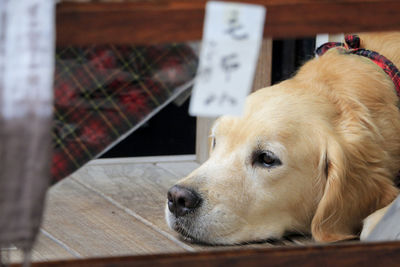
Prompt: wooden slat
<box><xmin>30</xmin><ymin>231</ymin><xmax>78</xmax><ymax>262</ymax></box>
<box><xmin>8</xmin><ymin>231</ymin><xmax>78</xmax><ymax>263</ymax></box>
<box><xmin>56</xmin><ymin>0</ymin><xmax>400</xmax><ymax>45</ymax></box>
<box><xmin>156</xmin><ymin>161</ymin><xmax>200</xmax><ymax>178</ymax></box>
<box><xmin>69</xmin><ymin>163</ymin><xmax>190</xmax><ymax>242</ymax></box>
<box><xmin>40</xmin><ymin>178</ymin><xmax>186</xmax><ymax>258</ymax></box>
<box><xmin>23</xmin><ymin>241</ymin><xmax>400</xmax><ymax>267</ymax></box>
<box><xmin>87</xmin><ymin>155</ymin><xmax>197</xmax><ymax>166</ymax></box>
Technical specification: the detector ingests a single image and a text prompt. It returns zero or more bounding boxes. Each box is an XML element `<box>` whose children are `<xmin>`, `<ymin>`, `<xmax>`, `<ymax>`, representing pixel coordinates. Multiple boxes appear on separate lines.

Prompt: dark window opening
<box><xmin>101</xmin><ymin>98</ymin><xmax>196</xmax><ymax>158</ymax></box>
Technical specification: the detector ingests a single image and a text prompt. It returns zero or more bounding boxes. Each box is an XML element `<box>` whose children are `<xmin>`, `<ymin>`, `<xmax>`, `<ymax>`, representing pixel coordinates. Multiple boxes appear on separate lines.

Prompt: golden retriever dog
<box><xmin>165</xmin><ymin>32</ymin><xmax>400</xmax><ymax>244</ymax></box>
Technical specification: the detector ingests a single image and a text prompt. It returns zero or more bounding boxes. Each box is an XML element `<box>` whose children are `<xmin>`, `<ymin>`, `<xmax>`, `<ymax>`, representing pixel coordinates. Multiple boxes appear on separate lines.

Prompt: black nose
<box><xmin>167</xmin><ymin>185</ymin><xmax>201</xmax><ymax>217</ymax></box>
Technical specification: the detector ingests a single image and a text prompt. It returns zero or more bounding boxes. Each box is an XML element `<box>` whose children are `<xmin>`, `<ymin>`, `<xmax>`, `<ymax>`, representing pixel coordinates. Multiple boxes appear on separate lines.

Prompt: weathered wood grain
<box><xmin>40</xmin><ymin>178</ymin><xmax>186</xmax><ymax>258</ymax></box>
<box><xmin>56</xmin><ymin>0</ymin><xmax>400</xmax><ymax>45</ymax></box>
<box><xmin>70</xmin><ymin>163</ymin><xmax>179</xmax><ymax>233</ymax></box>
<box><xmin>8</xmin><ymin>231</ymin><xmax>78</xmax><ymax>263</ymax></box>
<box><xmin>252</xmin><ymin>38</ymin><xmax>273</xmax><ymax>92</ymax></box>
<box><xmin>156</xmin><ymin>161</ymin><xmax>200</xmax><ymax>178</ymax></box>
<box><xmin>69</xmin><ymin>161</ymin><xmax>202</xmax><ymax>254</ymax></box>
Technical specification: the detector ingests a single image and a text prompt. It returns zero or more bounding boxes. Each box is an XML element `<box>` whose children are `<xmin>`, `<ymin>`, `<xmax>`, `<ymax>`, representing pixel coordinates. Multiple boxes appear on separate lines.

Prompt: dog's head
<box><xmin>166</xmin><ymin>52</ymin><xmax>399</xmax><ymax>244</ymax></box>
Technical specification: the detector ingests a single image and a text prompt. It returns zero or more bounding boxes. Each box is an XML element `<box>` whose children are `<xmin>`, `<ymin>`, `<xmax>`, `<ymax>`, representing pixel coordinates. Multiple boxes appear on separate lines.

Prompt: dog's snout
<box><xmin>167</xmin><ymin>185</ymin><xmax>201</xmax><ymax>217</ymax></box>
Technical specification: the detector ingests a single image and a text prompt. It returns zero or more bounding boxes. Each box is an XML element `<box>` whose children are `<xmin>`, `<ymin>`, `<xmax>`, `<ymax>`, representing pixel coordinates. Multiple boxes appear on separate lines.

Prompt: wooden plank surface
<box><xmin>70</xmin><ymin>161</ymin><xmax>212</xmax><ymax>252</ymax></box>
<box><xmin>30</xmin><ymin>231</ymin><xmax>78</xmax><ymax>261</ymax></box>
<box><xmin>156</xmin><ymin>161</ymin><xmax>200</xmax><ymax>178</ymax></box>
<box><xmin>8</xmin><ymin>231</ymin><xmax>78</xmax><ymax>263</ymax></box>
<box><xmin>70</xmin><ymin>163</ymin><xmax>184</xmax><ymax>234</ymax></box>
<box><xmin>56</xmin><ymin>0</ymin><xmax>400</xmax><ymax>45</ymax></box>
<box><xmin>39</xmin><ymin>177</ymin><xmax>187</xmax><ymax>258</ymax></box>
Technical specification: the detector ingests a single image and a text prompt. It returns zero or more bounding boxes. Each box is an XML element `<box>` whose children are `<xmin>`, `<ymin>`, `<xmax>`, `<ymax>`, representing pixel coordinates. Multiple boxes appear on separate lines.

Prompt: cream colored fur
<box><xmin>166</xmin><ymin>32</ymin><xmax>400</xmax><ymax>244</ymax></box>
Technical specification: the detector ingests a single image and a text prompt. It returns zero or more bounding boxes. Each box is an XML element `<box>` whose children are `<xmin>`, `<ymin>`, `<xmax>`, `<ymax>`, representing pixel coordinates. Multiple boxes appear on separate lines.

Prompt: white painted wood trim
<box><xmin>87</xmin><ymin>155</ymin><xmax>197</xmax><ymax>166</ymax></box>
<box><xmin>316</xmin><ymin>33</ymin><xmax>344</xmax><ymax>48</ymax></box>
<box><xmin>195</xmin><ymin>117</ymin><xmax>216</xmax><ymax>164</ymax></box>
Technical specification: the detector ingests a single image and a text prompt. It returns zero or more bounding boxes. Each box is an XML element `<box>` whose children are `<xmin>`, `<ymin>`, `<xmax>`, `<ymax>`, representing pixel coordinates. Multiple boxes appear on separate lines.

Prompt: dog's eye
<box><xmin>255</xmin><ymin>151</ymin><xmax>281</xmax><ymax>168</ymax></box>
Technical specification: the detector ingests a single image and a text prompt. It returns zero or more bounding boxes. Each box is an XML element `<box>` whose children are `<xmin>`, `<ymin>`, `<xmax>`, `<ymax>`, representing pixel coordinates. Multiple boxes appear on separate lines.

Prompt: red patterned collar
<box><xmin>316</xmin><ymin>35</ymin><xmax>400</xmax><ymax>98</ymax></box>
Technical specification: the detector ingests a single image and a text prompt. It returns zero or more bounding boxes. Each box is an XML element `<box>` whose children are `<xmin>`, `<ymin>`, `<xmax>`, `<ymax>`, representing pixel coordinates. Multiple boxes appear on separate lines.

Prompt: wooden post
<box><xmin>252</xmin><ymin>38</ymin><xmax>273</xmax><ymax>92</ymax></box>
<box><xmin>195</xmin><ymin>117</ymin><xmax>215</xmax><ymax>164</ymax></box>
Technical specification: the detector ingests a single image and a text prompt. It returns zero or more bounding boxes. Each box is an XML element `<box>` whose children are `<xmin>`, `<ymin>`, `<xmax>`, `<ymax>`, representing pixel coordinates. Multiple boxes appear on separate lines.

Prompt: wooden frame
<box><xmin>57</xmin><ymin>0</ymin><xmax>400</xmax><ymax>45</ymax></box>
<box><xmin>20</xmin><ymin>241</ymin><xmax>400</xmax><ymax>266</ymax></box>
<box><xmin>47</xmin><ymin>0</ymin><xmax>400</xmax><ymax>266</ymax></box>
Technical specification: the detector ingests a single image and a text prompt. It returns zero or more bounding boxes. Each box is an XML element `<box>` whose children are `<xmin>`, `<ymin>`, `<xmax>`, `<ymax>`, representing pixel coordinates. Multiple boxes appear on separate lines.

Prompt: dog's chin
<box><xmin>170</xmin><ymin>223</ymin><xmax>208</xmax><ymax>245</ymax></box>
<box><xmin>165</xmin><ymin>206</ymin><xmax>211</xmax><ymax>245</ymax></box>
<box><xmin>165</xmin><ymin>204</ymin><xmax>284</xmax><ymax>246</ymax></box>
<box><xmin>167</xmin><ymin>219</ymin><xmax>231</xmax><ymax>245</ymax></box>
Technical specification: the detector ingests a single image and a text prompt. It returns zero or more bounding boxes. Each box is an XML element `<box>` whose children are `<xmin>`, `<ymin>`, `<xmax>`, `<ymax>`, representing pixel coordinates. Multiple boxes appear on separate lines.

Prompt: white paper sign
<box><xmin>189</xmin><ymin>1</ymin><xmax>266</xmax><ymax>117</ymax></box>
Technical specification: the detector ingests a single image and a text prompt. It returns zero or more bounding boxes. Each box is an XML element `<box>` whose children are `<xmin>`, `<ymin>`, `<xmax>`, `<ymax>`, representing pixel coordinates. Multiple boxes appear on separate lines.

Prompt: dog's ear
<box><xmin>311</xmin><ymin>136</ymin><xmax>398</xmax><ymax>242</ymax></box>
